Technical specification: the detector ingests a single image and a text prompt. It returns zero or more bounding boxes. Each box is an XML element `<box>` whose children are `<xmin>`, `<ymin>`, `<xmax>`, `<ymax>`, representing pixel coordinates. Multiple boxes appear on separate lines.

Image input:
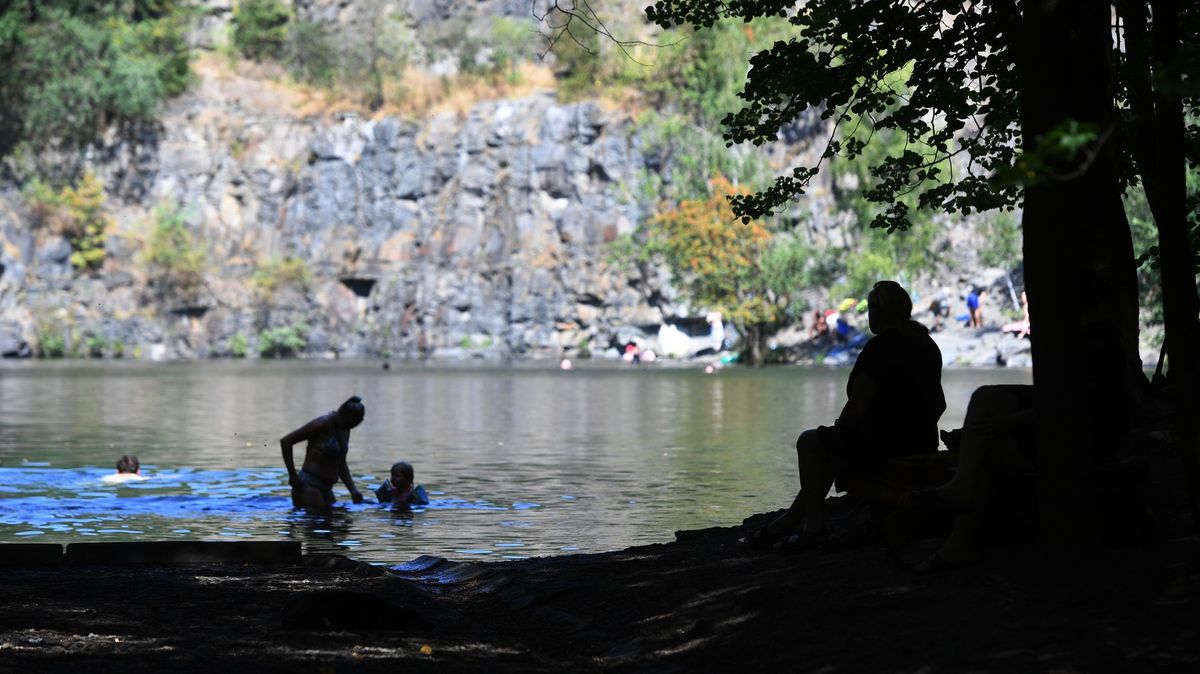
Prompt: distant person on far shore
<box><xmin>281</xmin><ymin>396</ymin><xmax>366</xmax><ymax>510</ymax></box>
<box><xmin>966</xmin><ymin>288</ymin><xmax>986</xmax><ymax>329</ymax></box>
<box><xmin>375</xmin><ymin>461</ymin><xmax>429</xmax><ymax>508</ymax></box>
<box><xmin>928</xmin><ymin>291</ymin><xmax>951</xmax><ymax>332</ymax></box>
<box><xmin>101</xmin><ymin>455</ymin><xmax>148</xmax><ymax>484</ymax></box>
<box><xmin>623</xmin><ymin>343</ymin><xmax>642</xmax><ymax>364</ymax></box>
<box><xmin>810</xmin><ymin>308</ymin><xmax>829</xmax><ymax>340</ymax></box>
<box><xmin>1001</xmin><ymin>291</ymin><xmax>1031</xmax><ymax>339</ymax></box>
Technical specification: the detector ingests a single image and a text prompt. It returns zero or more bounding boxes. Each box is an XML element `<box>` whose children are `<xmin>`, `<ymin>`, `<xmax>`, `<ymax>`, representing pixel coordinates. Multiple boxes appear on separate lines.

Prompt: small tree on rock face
<box><xmin>648</xmin><ymin>176</ymin><xmax>786</xmax><ymax>365</ymax></box>
<box><xmin>232</xmin><ymin>0</ymin><xmax>292</xmax><ymax>61</ymax></box>
<box><xmin>25</xmin><ymin>171</ymin><xmax>110</xmax><ymax>271</ymax></box>
<box><xmin>144</xmin><ymin>205</ymin><xmax>206</xmax><ymax>303</ymax></box>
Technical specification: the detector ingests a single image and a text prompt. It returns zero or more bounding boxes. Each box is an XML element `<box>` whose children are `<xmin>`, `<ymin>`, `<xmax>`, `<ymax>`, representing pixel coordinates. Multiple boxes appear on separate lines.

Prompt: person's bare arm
<box><xmin>836</xmin><ymin>372</ymin><xmax>879</xmax><ymax>431</ymax></box>
<box><xmin>280</xmin><ymin>417</ymin><xmax>326</xmax><ymax>489</ymax></box>
<box><xmin>338</xmin><ymin>457</ymin><xmax>364</xmax><ymax>504</ymax></box>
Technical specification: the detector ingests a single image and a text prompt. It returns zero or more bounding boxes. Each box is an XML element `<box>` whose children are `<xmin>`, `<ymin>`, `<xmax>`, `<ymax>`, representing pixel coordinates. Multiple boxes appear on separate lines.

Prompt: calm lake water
<box><xmin>0</xmin><ymin>361</ymin><xmax>1030</xmax><ymax>564</ymax></box>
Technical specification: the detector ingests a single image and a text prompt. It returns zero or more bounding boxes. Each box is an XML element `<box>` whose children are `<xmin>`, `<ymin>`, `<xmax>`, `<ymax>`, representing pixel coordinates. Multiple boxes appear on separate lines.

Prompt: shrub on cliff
<box><xmin>24</xmin><ymin>172</ymin><xmax>110</xmax><ymax>272</ymax></box>
<box><xmin>258</xmin><ymin>322</ymin><xmax>308</xmax><ymax>358</ymax></box>
<box><xmin>233</xmin><ymin>0</ymin><xmax>292</xmax><ymax>61</ymax></box>
<box><xmin>252</xmin><ymin>257</ymin><xmax>312</xmax><ymax>303</ymax></box>
<box><xmin>144</xmin><ymin>205</ymin><xmax>206</xmax><ymax>301</ymax></box>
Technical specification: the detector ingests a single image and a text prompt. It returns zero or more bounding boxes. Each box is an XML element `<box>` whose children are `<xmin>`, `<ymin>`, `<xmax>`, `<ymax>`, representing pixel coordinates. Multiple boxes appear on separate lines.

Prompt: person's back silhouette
<box><xmin>740</xmin><ymin>280</ymin><xmax>945</xmax><ymax>553</ymax></box>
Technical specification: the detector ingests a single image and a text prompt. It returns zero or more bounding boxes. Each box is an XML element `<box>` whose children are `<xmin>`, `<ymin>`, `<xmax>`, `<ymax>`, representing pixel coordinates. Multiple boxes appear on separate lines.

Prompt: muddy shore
<box><xmin>2</xmin><ymin>507</ymin><xmax>1197</xmax><ymax>673</ymax></box>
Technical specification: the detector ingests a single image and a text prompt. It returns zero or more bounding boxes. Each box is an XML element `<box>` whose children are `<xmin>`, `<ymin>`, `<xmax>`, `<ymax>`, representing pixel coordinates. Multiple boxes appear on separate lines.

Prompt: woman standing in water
<box><xmin>281</xmin><ymin>396</ymin><xmax>366</xmax><ymax>510</ymax></box>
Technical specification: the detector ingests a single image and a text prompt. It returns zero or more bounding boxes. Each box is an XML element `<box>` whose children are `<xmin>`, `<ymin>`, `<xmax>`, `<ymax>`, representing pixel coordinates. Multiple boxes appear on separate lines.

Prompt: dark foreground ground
<box><xmin>2</xmin><ymin>511</ymin><xmax>1198</xmax><ymax>674</ymax></box>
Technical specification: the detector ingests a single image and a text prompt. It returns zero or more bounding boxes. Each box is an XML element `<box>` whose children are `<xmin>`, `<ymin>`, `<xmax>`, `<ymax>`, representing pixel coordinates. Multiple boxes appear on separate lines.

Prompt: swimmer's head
<box><xmin>390</xmin><ymin>461</ymin><xmax>414</xmax><ymax>490</ymax></box>
<box><xmin>116</xmin><ymin>455</ymin><xmax>140</xmax><ymax>474</ymax></box>
<box><xmin>335</xmin><ymin>396</ymin><xmax>365</xmax><ymax>428</ymax></box>
<box><xmin>867</xmin><ymin>280</ymin><xmax>913</xmax><ymax>334</ymax></box>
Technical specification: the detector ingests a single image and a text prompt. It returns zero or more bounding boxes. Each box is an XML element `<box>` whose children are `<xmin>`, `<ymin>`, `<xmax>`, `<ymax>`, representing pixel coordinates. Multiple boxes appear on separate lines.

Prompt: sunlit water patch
<box><xmin>0</xmin><ymin>466</ymin><xmax>559</xmax><ymax>561</ymax></box>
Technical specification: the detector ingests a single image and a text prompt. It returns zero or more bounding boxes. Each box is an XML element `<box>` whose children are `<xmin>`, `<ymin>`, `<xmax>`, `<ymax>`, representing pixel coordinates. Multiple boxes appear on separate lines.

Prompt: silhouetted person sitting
<box><xmin>912</xmin><ymin>384</ymin><xmax>1035</xmax><ymax>570</ymax></box>
<box><xmin>739</xmin><ymin>280</ymin><xmax>946</xmax><ymax>553</ymax></box>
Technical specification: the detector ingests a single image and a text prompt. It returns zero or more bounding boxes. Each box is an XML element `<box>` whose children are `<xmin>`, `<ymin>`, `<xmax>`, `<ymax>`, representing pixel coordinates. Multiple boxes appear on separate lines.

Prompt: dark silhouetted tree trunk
<box><xmin>1018</xmin><ymin>0</ymin><xmax>1143</xmax><ymax>549</ymax></box>
<box><xmin>1119</xmin><ymin>0</ymin><xmax>1200</xmax><ymax>523</ymax></box>
<box><xmin>1149</xmin><ymin>0</ymin><xmax>1200</xmax><ymax>524</ymax></box>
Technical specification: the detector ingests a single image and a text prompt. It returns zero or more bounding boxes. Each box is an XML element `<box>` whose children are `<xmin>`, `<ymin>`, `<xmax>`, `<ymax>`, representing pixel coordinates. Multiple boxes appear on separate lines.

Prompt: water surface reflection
<box><xmin>0</xmin><ymin>361</ymin><xmax>1029</xmax><ymax>562</ymax></box>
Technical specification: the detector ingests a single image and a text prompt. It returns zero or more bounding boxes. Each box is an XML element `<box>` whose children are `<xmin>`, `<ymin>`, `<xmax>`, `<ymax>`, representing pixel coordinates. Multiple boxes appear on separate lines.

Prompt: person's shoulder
<box><xmin>101</xmin><ymin>473</ymin><xmax>147</xmax><ymax>485</ymax></box>
<box><xmin>300</xmin><ymin>413</ymin><xmax>335</xmax><ymax>433</ymax></box>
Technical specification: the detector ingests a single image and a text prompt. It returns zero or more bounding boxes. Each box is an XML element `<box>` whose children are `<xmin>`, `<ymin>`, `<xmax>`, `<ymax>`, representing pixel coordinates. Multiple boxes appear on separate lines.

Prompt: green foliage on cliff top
<box><xmin>236</xmin><ymin>2</ymin><xmax>412</xmax><ymax>111</ymax></box>
<box><xmin>0</xmin><ymin>2</ymin><xmax>191</xmax><ymax>154</ymax></box>
<box><xmin>233</xmin><ymin>0</ymin><xmax>292</xmax><ymax>61</ymax></box>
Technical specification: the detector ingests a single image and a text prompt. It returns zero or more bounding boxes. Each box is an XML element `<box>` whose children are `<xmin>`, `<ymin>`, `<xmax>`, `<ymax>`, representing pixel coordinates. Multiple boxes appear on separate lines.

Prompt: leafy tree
<box><xmin>640</xmin><ymin>16</ymin><xmax>793</xmax><ymax>125</ymax></box>
<box><xmin>0</xmin><ymin>3</ymin><xmax>191</xmax><ymax>154</ymax></box>
<box><xmin>647</xmin><ymin>176</ymin><xmax>798</xmax><ymax>364</ymax></box>
<box><xmin>636</xmin><ymin>0</ymin><xmax>1200</xmax><ymax>544</ymax></box>
<box><xmin>978</xmin><ymin>210</ymin><xmax>1022</xmax><ymax>271</ymax></box>
<box><xmin>281</xmin><ymin>20</ymin><xmax>338</xmax><ymax>87</ymax></box>
<box><xmin>452</xmin><ymin>17</ymin><xmax>537</xmax><ymax>84</ymax></box>
<box><xmin>632</xmin><ymin>110</ymin><xmax>774</xmax><ymax>204</ymax></box>
<box><xmin>232</xmin><ymin>0</ymin><xmax>291</xmax><ymax>61</ymax></box>
<box><xmin>338</xmin><ymin>4</ymin><xmax>411</xmax><ymax>110</ymax></box>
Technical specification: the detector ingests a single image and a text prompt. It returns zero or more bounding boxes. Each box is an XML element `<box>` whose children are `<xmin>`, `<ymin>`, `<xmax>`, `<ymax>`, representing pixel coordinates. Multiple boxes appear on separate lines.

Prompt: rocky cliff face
<box><xmin>0</xmin><ymin>52</ymin><xmax>690</xmax><ymax>361</ymax></box>
<box><xmin>0</xmin><ymin>1</ymin><xmax>1028</xmax><ymax>364</ymax></box>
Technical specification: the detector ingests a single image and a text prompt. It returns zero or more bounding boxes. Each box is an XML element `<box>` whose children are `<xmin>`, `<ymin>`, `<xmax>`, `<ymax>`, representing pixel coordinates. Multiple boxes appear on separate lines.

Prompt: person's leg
<box><xmin>291</xmin><ymin>486</ymin><xmax>328</xmax><ymax>510</ymax></box>
<box><xmin>934</xmin><ymin>385</ymin><xmax>1024</xmax><ymax>506</ymax></box>
<box><xmin>759</xmin><ymin>429</ymin><xmax>833</xmax><ymax>535</ymax></box>
<box><xmin>926</xmin><ymin>385</ymin><xmax>1035</xmax><ymax>566</ymax></box>
<box><xmin>797</xmin><ymin>429</ymin><xmax>835</xmax><ymax>533</ymax></box>
<box><xmin>292</xmin><ymin>472</ymin><xmax>336</xmax><ymax>511</ymax></box>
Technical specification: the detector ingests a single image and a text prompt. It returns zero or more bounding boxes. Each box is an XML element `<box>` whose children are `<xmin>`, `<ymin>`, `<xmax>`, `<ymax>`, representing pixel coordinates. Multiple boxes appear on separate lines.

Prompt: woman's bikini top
<box><xmin>310</xmin><ymin>414</ymin><xmax>349</xmax><ymax>461</ymax></box>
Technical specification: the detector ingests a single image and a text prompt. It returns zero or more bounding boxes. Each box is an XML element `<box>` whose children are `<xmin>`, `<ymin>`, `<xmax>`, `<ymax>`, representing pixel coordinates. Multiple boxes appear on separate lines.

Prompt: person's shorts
<box><xmin>813</xmin><ymin>424</ymin><xmax>879</xmax><ymax>475</ymax></box>
<box><xmin>298</xmin><ymin>469</ymin><xmax>336</xmax><ymax>505</ymax></box>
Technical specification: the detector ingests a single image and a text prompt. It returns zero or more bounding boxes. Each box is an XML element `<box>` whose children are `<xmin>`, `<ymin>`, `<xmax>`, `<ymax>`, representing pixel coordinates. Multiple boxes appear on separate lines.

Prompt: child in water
<box><xmin>101</xmin><ymin>455</ymin><xmax>148</xmax><ymax>484</ymax></box>
<box><xmin>374</xmin><ymin>461</ymin><xmax>429</xmax><ymax>508</ymax></box>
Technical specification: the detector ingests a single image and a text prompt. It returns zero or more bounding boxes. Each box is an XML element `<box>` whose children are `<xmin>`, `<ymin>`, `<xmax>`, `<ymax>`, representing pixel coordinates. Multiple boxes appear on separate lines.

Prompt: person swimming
<box><xmin>374</xmin><ymin>461</ymin><xmax>429</xmax><ymax>508</ymax></box>
<box><xmin>281</xmin><ymin>396</ymin><xmax>366</xmax><ymax>510</ymax></box>
<box><xmin>100</xmin><ymin>455</ymin><xmax>148</xmax><ymax>485</ymax></box>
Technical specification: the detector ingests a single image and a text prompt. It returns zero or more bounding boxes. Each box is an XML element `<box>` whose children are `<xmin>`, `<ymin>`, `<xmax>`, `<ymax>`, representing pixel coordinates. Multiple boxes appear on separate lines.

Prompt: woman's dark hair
<box><xmin>116</xmin><ymin>455</ymin><xmax>139</xmax><ymax>474</ymax></box>
<box><xmin>337</xmin><ymin>395</ymin><xmax>365</xmax><ymax>423</ymax></box>
<box><xmin>869</xmin><ymin>280</ymin><xmax>913</xmax><ymax>323</ymax></box>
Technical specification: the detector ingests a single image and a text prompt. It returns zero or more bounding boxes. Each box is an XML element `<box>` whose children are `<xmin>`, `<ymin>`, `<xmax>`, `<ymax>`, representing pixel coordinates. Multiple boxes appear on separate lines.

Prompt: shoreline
<box><xmin>2</xmin><ymin>513</ymin><xmax>1197</xmax><ymax>672</ymax></box>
